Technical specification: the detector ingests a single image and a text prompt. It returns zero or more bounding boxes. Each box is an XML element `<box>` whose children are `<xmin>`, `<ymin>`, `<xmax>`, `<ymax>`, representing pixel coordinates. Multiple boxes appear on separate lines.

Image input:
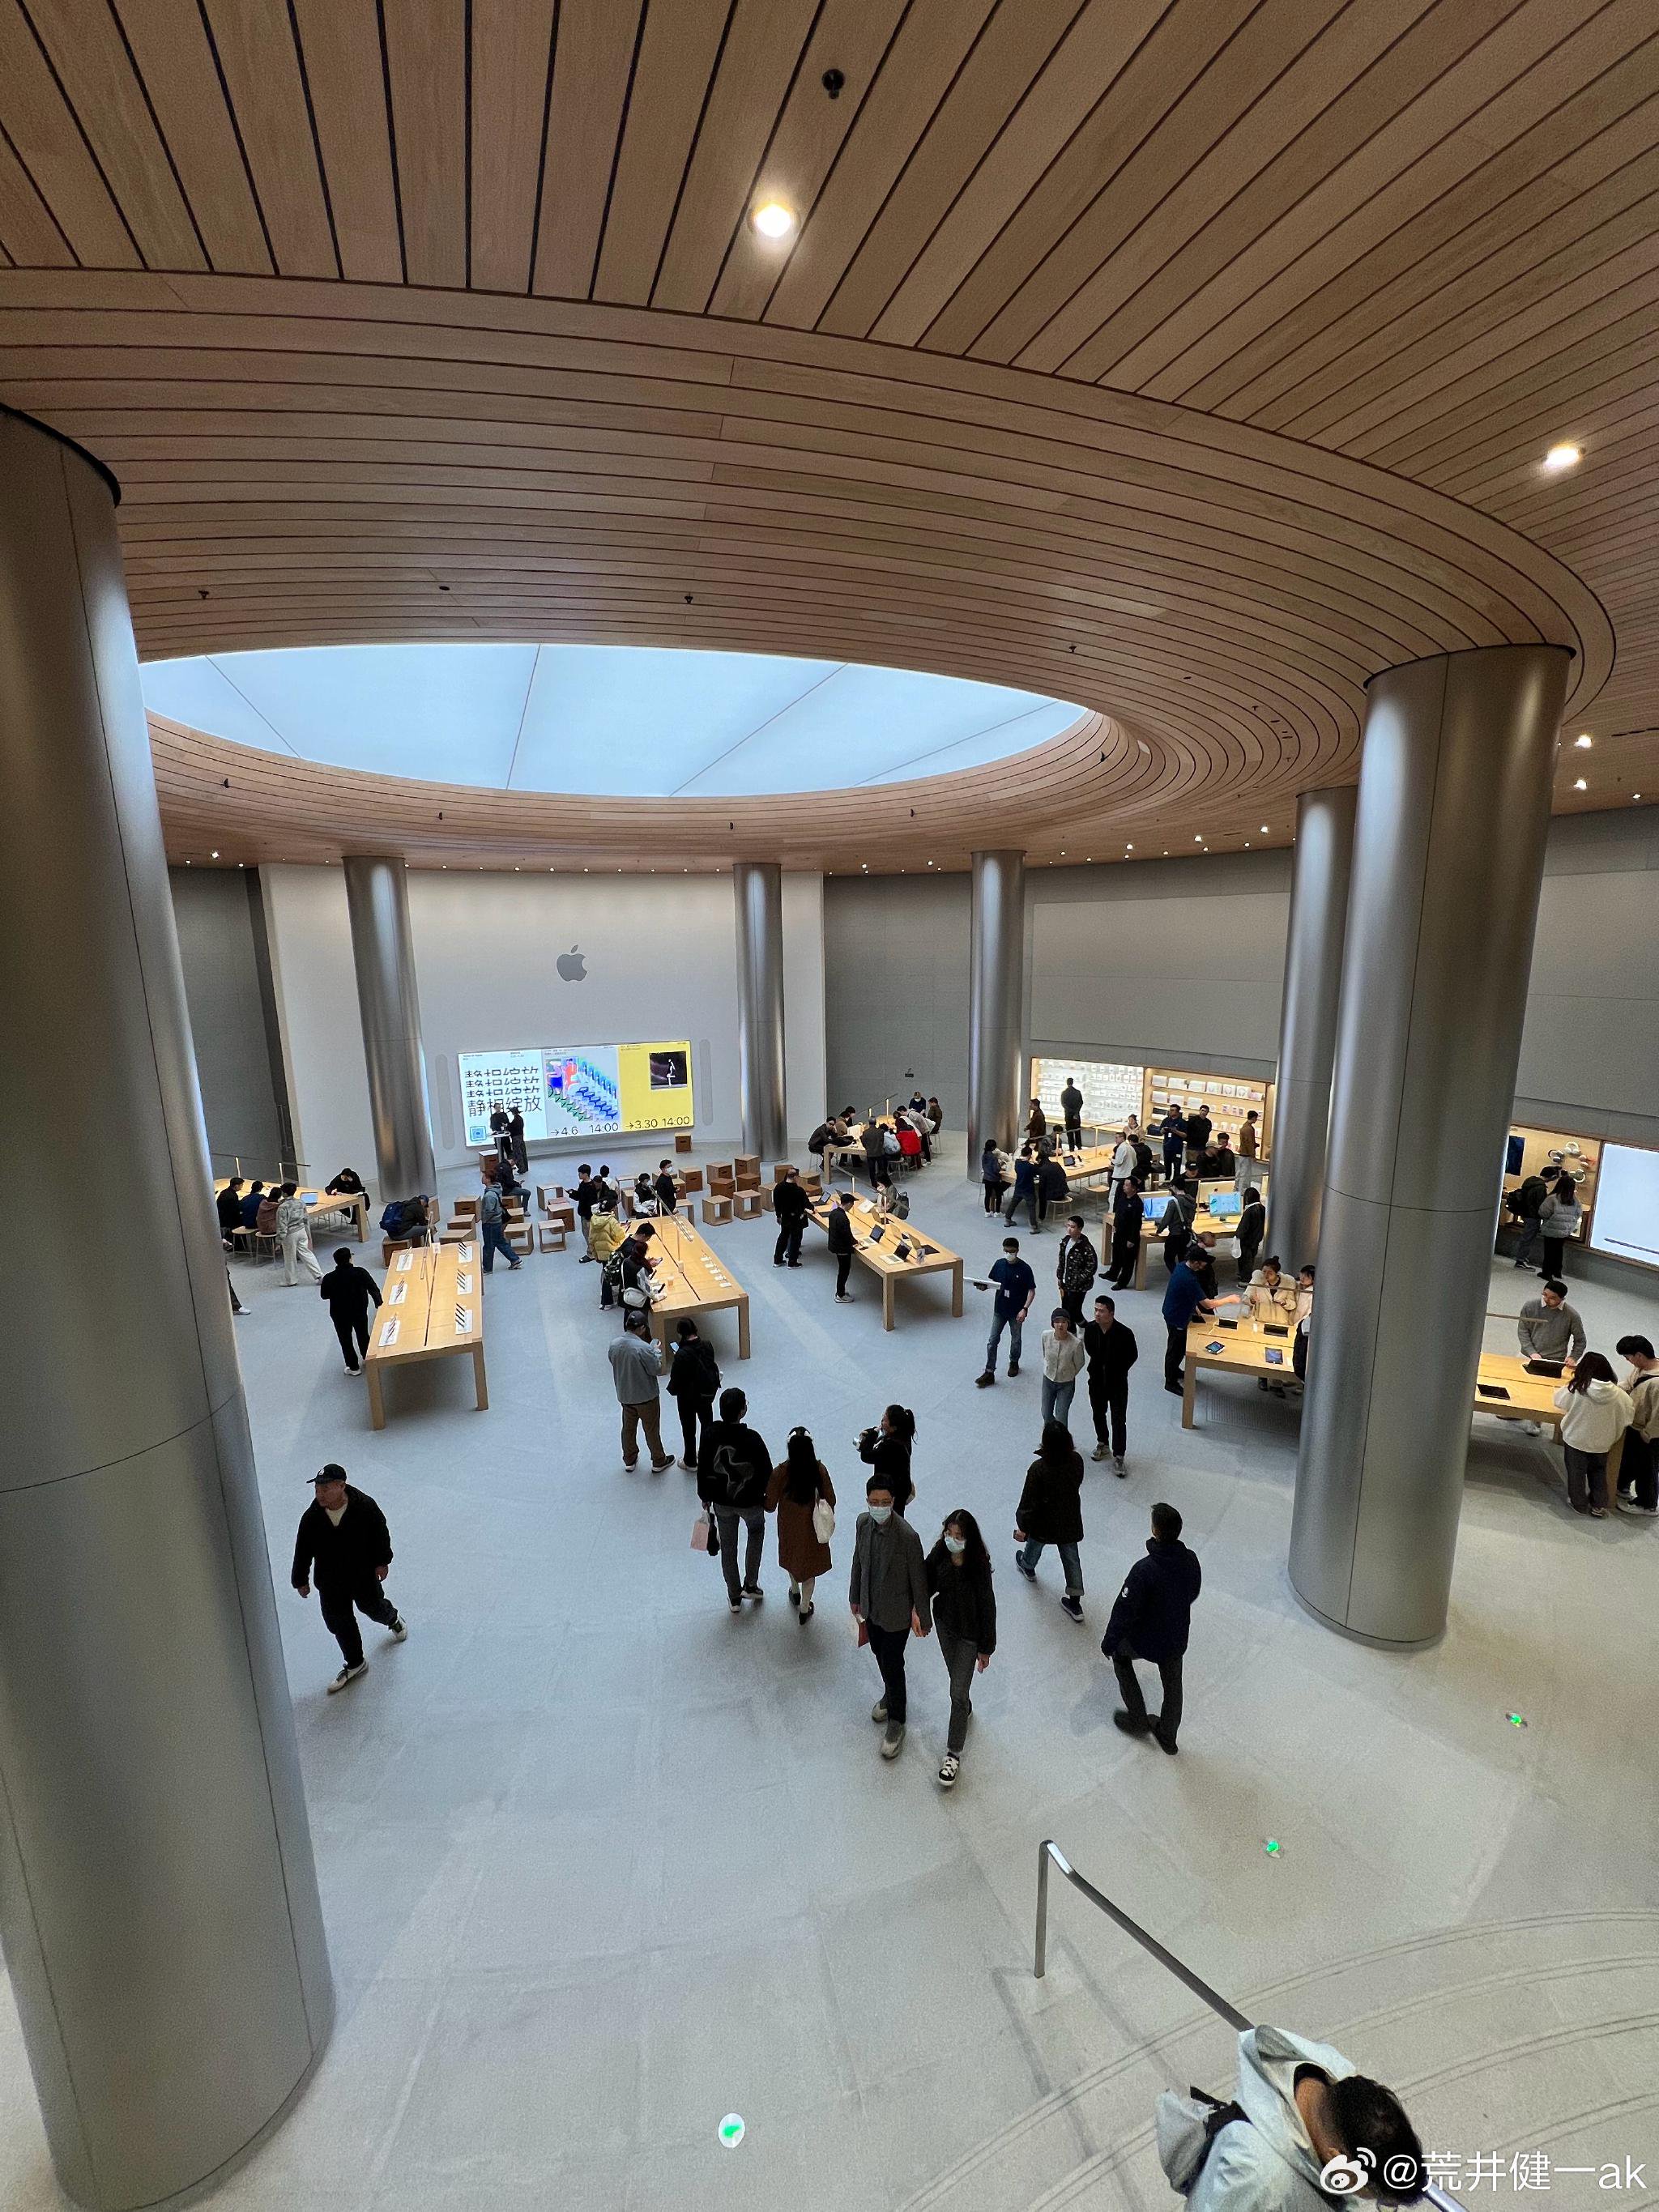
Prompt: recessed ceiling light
<box><xmin>1260</xmin><ymin>824</ymin><xmax>1269</xmax><ymax>833</ymax></box>
<box><xmin>210</xmin><ymin>850</ymin><xmax>219</xmax><ymax>859</ymax></box>
<box><xmin>1125</xmin><ymin>843</ymin><xmax>1133</xmax><ymax>851</ymax></box>
<box><xmin>1574</xmin><ymin>733</ymin><xmax>1593</xmax><ymax>748</ymax></box>
<box><xmin>1635</xmin><ymin>792</ymin><xmax>1643</xmax><ymax>800</ymax></box>
<box><xmin>1573</xmin><ymin>777</ymin><xmax>1588</xmax><ymax>791</ymax></box>
<box><xmin>751</xmin><ymin>201</ymin><xmax>795</xmax><ymax>239</ymax></box>
<box><xmin>1194</xmin><ymin>834</ymin><xmax>1203</xmax><ymax>842</ymax></box>
<box><xmin>1542</xmin><ymin>443</ymin><xmax>1581</xmax><ymax>472</ymax></box>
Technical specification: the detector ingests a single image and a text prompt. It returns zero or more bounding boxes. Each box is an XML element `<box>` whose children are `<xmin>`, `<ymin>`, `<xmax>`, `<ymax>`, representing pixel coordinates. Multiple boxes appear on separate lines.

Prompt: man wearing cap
<box><xmin>292</xmin><ymin>1464</ymin><xmax>407</xmax><ymax>1693</ymax></box>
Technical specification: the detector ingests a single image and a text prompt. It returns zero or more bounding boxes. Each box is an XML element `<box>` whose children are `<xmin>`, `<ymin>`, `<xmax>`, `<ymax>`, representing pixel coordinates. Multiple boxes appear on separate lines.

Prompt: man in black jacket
<box><xmin>1060</xmin><ymin>1077</ymin><xmax>1084</xmax><ymax>1148</ymax></box>
<box><xmin>667</xmin><ymin>1317</ymin><xmax>721</xmax><ymax>1469</ymax></box>
<box><xmin>1083</xmin><ymin>1294</ymin><xmax>1138</xmax><ymax>1473</ymax></box>
<box><xmin>697</xmin><ymin>1387</ymin><xmax>774</xmax><ymax>1613</ymax></box>
<box><xmin>1055</xmin><ymin>1214</ymin><xmax>1098</xmax><ymax>1330</ymax></box>
<box><xmin>1235</xmin><ymin>1186</ymin><xmax>1266</xmax><ymax>1285</ymax></box>
<box><xmin>572</xmin><ymin>1163</ymin><xmax>601</xmax><ymax>1260</ymax></box>
<box><xmin>825</xmin><ymin>1191</ymin><xmax>857</xmax><ymax>1302</ymax></box>
<box><xmin>1104</xmin><ymin>1178</ymin><xmax>1143</xmax><ymax>1289</ymax></box>
<box><xmin>772</xmin><ymin>1166</ymin><xmax>810</xmax><ymax>1267</ymax></box>
<box><xmin>319</xmin><ymin>1246</ymin><xmax>382</xmax><ymax>1375</ymax></box>
<box><xmin>292</xmin><ymin>1464</ymin><xmax>406</xmax><ymax>1692</ymax></box>
<box><xmin>216</xmin><ymin>1176</ymin><xmax>245</xmax><ymax>1246</ymax></box>
<box><xmin>1102</xmin><ymin>1502</ymin><xmax>1201</xmax><ymax>1754</ymax></box>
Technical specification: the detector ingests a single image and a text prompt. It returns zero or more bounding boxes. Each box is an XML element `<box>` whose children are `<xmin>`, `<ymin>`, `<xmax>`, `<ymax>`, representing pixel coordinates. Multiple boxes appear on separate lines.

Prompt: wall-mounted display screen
<box><xmin>458</xmin><ymin>1041</ymin><xmax>693</xmax><ymax>1145</ymax></box>
<box><xmin>1031</xmin><ymin>1057</ymin><xmax>1144</xmax><ymax>1130</ymax></box>
<box><xmin>1588</xmin><ymin>1142</ymin><xmax>1659</xmax><ymax>1271</ymax></box>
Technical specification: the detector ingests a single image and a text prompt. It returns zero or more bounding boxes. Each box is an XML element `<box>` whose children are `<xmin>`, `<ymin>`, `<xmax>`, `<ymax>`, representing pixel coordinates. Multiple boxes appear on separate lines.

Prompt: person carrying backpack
<box><xmin>667</xmin><ymin>1318</ymin><xmax>721</xmax><ymax>1469</ymax></box>
<box><xmin>697</xmin><ymin>1387</ymin><xmax>774</xmax><ymax>1613</ymax></box>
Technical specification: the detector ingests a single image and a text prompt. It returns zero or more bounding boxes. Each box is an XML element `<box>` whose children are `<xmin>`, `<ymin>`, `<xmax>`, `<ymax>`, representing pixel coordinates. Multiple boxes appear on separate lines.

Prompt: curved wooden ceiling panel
<box><xmin>0</xmin><ymin>0</ymin><xmax>1650</xmax><ymax>868</ymax></box>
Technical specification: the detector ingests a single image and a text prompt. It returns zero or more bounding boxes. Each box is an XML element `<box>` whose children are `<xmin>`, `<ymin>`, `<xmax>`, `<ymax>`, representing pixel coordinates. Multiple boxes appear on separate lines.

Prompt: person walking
<box><xmin>1083</xmin><ymin>1294</ymin><xmax>1137</xmax><ymax>1473</ymax></box>
<box><xmin>319</xmin><ymin>1246</ymin><xmax>382</xmax><ymax>1375</ymax></box>
<box><xmin>1039</xmin><ymin>1309</ymin><xmax>1086</xmax><ymax>1430</ymax></box>
<box><xmin>825</xmin><ymin>1190</ymin><xmax>858</xmax><ymax>1301</ymax></box>
<box><xmin>1060</xmin><ymin>1077</ymin><xmax>1084</xmax><ymax>1149</ymax></box>
<box><xmin>572</xmin><ymin>1162</ymin><xmax>601</xmax><ymax>1259</ymax></box>
<box><xmin>1161</xmin><ymin>1177</ymin><xmax>1197</xmax><ymax>1274</ymax></box>
<box><xmin>1614</xmin><ymin>1335</ymin><xmax>1659</xmax><ymax>1514</ymax></box>
<box><xmin>977</xmin><ymin>1234</ymin><xmax>1036</xmax><ymax>1384</ymax></box>
<box><xmin>1055</xmin><ymin>1214</ymin><xmax>1098</xmax><ymax>1332</ymax></box>
<box><xmin>478</xmin><ymin>1166</ymin><xmax>522</xmax><ymax>1274</ymax></box>
<box><xmin>1004</xmin><ymin>1145</ymin><xmax>1040</xmax><ymax>1233</ymax></box>
<box><xmin>291</xmin><ymin>1464</ymin><xmax>407</xmax><ymax>1693</ymax></box>
<box><xmin>275</xmin><ymin>1182</ymin><xmax>324</xmax><ymax>1286</ymax></box>
<box><xmin>1163</xmin><ymin>2027</ymin><xmax>1424</xmax><ymax>2212</ymax></box>
<box><xmin>1103</xmin><ymin>1177</ymin><xmax>1144</xmax><ymax>1289</ymax></box>
<box><xmin>766</xmin><ymin>1426</ymin><xmax>835</xmax><ymax>1622</ymax></box>
<box><xmin>1102</xmin><ymin>1500</ymin><xmax>1201</xmax><ymax>1753</ymax></box>
<box><xmin>1235</xmin><ymin>1108</ymin><xmax>1260</xmax><ymax>1191</ymax></box>
<box><xmin>698</xmin><ymin>1386</ymin><xmax>774</xmax><ymax>1612</ymax></box>
<box><xmin>1162</xmin><ymin>1254</ymin><xmax>1215</xmax><ymax>1395</ymax></box>
<box><xmin>849</xmin><ymin>1476</ymin><xmax>931</xmax><ymax>1760</ymax></box>
<box><xmin>925</xmin><ymin>1509</ymin><xmax>996</xmax><ymax>1789</ymax></box>
<box><xmin>1235</xmin><ymin>1186</ymin><xmax>1266</xmax><ymax>1285</ymax></box>
<box><xmin>1553</xmin><ymin>1353</ymin><xmax>1632</xmax><ymax>1519</ymax></box>
<box><xmin>858</xmin><ymin>1404</ymin><xmax>916</xmax><ymax>1513</ymax></box>
<box><xmin>667</xmin><ymin>1316</ymin><xmax>721</xmax><ymax>1470</ymax></box>
<box><xmin>608</xmin><ymin>1310</ymin><xmax>674</xmax><ymax>1473</ymax></box>
<box><xmin>772</xmin><ymin>1165</ymin><xmax>810</xmax><ymax>1268</ymax></box>
<box><xmin>1014</xmin><ymin>1420</ymin><xmax>1086</xmax><ymax>1622</ymax></box>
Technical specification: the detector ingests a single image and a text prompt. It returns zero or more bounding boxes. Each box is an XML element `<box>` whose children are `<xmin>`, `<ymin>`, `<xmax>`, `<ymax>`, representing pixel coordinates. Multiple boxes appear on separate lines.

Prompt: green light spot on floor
<box><xmin>1264</xmin><ymin>1839</ymin><xmax>1281</xmax><ymax>1856</ymax></box>
<box><xmin>1508</xmin><ymin>1713</ymin><xmax>1527</xmax><ymax>1728</ymax></box>
<box><xmin>719</xmin><ymin>2115</ymin><xmax>745</xmax><ymax>2149</ymax></box>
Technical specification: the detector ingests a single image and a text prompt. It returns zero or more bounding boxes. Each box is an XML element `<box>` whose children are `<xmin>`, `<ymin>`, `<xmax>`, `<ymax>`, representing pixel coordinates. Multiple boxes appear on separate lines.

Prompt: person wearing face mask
<box><xmin>1014</xmin><ymin>1420</ymin><xmax>1087</xmax><ymax>1622</ymax></box>
<box><xmin>926</xmin><ymin>1510</ymin><xmax>996</xmax><ymax>1790</ymax></box>
<box><xmin>849</xmin><ymin>1478</ymin><xmax>932</xmax><ymax>1762</ymax></box>
<box><xmin>857</xmin><ymin>1404</ymin><xmax>916</xmax><ymax>1514</ymax></box>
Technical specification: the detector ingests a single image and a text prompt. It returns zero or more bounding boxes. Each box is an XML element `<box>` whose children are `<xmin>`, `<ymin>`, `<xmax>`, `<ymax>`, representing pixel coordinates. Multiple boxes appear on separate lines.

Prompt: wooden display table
<box><xmin>215</xmin><ymin>1178</ymin><xmax>367</xmax><ymax>1241</ymax></box>
<box><xmin>1137</xmin><ymin>1199</ymin><xmax>1256</xmax><ymax>1288</ymax></box>
<box><xmin>365</xmin><ymin>1240</ymin><xmax>488</xmax><ymax>1430</ymax></box>
<box><xmin>643</xmin><ymin>1213</ymin><xmax>750</xmax><ymax>1362</ymax></box>
<box><xmin>1179</xmin><ymin>1325</ymin><xmax>1623</xmax><ymax>1477</ymax></box>
<box><xmin>808</xmin><ymin>1193</ymin><xmax>963</xmax><ymax>1332</ymax></box>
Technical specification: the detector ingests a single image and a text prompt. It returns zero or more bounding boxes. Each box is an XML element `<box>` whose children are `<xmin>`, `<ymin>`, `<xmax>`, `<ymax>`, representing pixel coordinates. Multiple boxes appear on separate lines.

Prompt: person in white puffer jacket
<box><xmin>1553</xmin><ymin>1353</ymin><xmax>1633</xmax><ymax>1519</ymax></box>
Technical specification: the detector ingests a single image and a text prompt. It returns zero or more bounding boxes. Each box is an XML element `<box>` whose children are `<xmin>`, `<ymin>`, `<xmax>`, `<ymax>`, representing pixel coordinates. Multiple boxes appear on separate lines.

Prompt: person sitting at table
<box><xmin>1243</xmin><ymin>1256</ymin><xmax>1297</xmax><ymax>1327</ymax></box>
<box><xmin>908</xmin><ymin>1090</ymin><xmax>928</xmax><ymax>1117</ymax></box>
<box><xmin>217</xmin><ymin>1176</ymin><xmax>246</xmax><ymax>1245</ymax></box>
<box><xmin>632</xmin><ymin>1170</ymin><xmax>659</xmax><ymax>1217</ymax></box>
<box><xmin>1203</xmin><ymin>1134</ymin><xmax>1236</xmax><ymax>1179</ymax></box>
<box><xmin>324</xmin><ymin>1167</ymin><xmax>365</xmax><ymax>1197</ymax></box>
<box><xmin>240</xmin><ymin>1178</ymin><xmax>267</xmax><ymax>1231</ymax></box>
<box><xmin>896</xmin><ymin>1119</ymin><xmax>923</xmax><ymax>1168</ymax></box>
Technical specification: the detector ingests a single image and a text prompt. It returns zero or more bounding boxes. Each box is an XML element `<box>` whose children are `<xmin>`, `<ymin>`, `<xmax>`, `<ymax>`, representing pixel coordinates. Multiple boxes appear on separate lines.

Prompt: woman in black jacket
<box><xmin>1014</xmin><ymin>1420</ymin><xmax>1085</xmax><ymax>1622</ymax></box>
<box><xmin>858</xmin><ymin>1404</ymin><xmax>915</xmax><ymax>1513</ymax></box>
<box><xmin>926</xmin><ymin>1510</ymin><xmax>996</xmax><ymax>1790</ymax></box>
<box><xmin>667</xmin><ymin>1318</ymin><xmax>721</xmax><ymax>1470</ymax></box>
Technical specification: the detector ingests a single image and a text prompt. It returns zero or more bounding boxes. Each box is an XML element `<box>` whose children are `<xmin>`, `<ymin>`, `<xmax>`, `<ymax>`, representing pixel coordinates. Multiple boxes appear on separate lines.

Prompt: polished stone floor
<box><xmin>2</xmin><ymin>1142</ymin><xmax>1657</xmax><ymax>2211</ymax></box>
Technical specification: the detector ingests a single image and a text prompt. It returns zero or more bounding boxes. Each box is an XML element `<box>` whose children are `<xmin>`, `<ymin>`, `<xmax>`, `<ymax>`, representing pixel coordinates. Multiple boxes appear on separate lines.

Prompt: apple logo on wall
<box><xmin>557</xmin><ymin>945</ymin><xmax>586</xmax><ymax>982</ymax></box>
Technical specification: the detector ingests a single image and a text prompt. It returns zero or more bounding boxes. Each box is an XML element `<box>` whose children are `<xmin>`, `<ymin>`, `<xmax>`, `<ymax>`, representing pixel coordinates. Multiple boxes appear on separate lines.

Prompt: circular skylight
<box><xmin>140</xmin><ymin>643</ymin><xmax>1085</xmax><ymax>798</ymax></box>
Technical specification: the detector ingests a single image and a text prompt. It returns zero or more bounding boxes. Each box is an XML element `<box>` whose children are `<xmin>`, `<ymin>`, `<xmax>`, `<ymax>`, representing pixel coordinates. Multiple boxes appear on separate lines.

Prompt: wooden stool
<box><xmin>802</xmin><ymin>1174</ymin><xmax>824</xmax><ymax>1202</ymax></box>
<box><xmin>701</xmin><ymin>1195</ymin><xmax>733</xmax><ymax>1226</ymax></box>
<box><xmin>544</xmin><ymin>1203</ymin><xmax>575</xmax><ymax>1233</ymax></box>
<box><xmin>771</xmin><ymin>1162</ymin><xmax>795</xmax><ymax>1183</ymax></box>
<box><xmin>537</xmin><ymin>1222</ymin><xmax>567</xmax><ymax>1253</ymax></box>
<box><xmin>680</xmin><ymin>1167</ymin><xmax>705</xmax><ymax>1195</ymax></box>
<box><xmin>735</xmin><ymin>1154</ymin><xmax>761</xmax><ymax>1187</ymax></box>
<box><xmin>710</xmin><ymin>1164</ymin><xmax>736</xmax><ymax>1196</ymax></box>
<box><xmin>440</xmin><ymin>1225</ymin><xmax>471</xmax><ymax>1245</ymax></box>
<box><xmin>674</xmin><ymin>1132</ymin><xmax>693</xmax><ymax>1153</ymax></box>
<box><xmin>382</xmin><ymin>1237</ymin><xmax>414</xmax><ymax>1264</ymax></box>
<box><xmin>505</xmin><ymin>1222</ymin><xmax>533</xmax><ymax>1255</ymax></box>
<box><xmin>535</xmin><ymin>1183</ymin><xmax>565</xmax><ymax>1210</ymax></box>
<box><xmin>735</xmin><ymin>1190</ymin><xmax>765</xmax><ymax>1220</ymax></box>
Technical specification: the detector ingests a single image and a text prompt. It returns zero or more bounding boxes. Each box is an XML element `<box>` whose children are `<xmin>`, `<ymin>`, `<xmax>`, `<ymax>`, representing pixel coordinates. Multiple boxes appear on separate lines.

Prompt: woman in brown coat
<box><xmin>766</xmin><ymin>1426</ymin><xmax>835</xmax><ymax>1624</ymax></box>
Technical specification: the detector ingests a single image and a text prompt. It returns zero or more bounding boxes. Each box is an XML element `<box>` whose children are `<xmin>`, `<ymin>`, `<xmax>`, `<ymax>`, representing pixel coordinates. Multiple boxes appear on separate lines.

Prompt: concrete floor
<box><xmin>3</xmin><ymin>1138</ymin><xmax>1657</xmax><ymax>2210</ymax></box>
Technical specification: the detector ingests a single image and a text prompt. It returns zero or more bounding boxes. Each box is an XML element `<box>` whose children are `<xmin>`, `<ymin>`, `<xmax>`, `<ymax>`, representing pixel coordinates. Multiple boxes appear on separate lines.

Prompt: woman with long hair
<box><xmin>766</xmin><ymin>1426</ymin><xmax>835</xmax><ymax>1621</ymax></box>
<box><xmin>1014</xmin><ymin>1420</ymin><xmax>1086</xmax><ymax>1622</ymax></box>
<box><xmin>925</xmin><ymin>1510</ymin><xmax>996</xmax><ymax>1790</ymax></box>
<box><xmin>858</xmin><ymin>1404</ymin><xmax>915</xmax><ymax>1513</ymax></box>
<box><xmin>1554</xmin><ymin>1351</ymin><xmax>1632</xmax><ymax>1518</ymax></box>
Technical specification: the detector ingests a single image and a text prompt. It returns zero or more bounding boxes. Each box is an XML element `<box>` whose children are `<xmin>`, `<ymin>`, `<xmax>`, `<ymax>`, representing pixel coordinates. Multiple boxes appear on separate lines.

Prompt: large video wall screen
<box><xmin>1589</xmin><ymin>1141</ymin><xmax>1659</xmax><ymax>1272</ymax></box>
<box><xmin>458</xmin><ymin>1042</ymin><xmax>693</xmax><ymax>1145</ymax></box>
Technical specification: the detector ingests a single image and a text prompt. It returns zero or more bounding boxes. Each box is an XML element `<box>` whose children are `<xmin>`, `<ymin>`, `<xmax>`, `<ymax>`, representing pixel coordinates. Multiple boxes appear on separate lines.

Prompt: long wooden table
<box><xmin>808</xmin><ymin>1193</ymin><xmax>963</xmax><ymax>1331</ymax></box>
<box><xmin>365</xmin><ymin>1240</ymin><xmax>488</xmax><ymax>1429</ymax></box>
<box><xmin>643</xmin><ymin>1212</ymin><xmax>750</xmax><ymax>1362</ymax></box>
<box><xmin>1179</xmin><ymin>1322</ymin><xmax>1625</xmax><ymax>1478</ymax></box>
<box><xmin>215</xmin><ymin>1178</ymin><xmax>367</xmax><ymax>1241</ymax></box>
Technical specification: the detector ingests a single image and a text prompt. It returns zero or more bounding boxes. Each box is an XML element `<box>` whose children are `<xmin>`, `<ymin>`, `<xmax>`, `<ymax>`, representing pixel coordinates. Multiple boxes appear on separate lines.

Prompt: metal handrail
<box><xmin>1034</xmin><ymin>1839</ymin><xmax>1249</xmax><ymax>2027</ymax></box>
<box><xmin>1034</xmin><ymin>1840</ymin><xmax>1465</xmax><ymax>2212</ymax></box>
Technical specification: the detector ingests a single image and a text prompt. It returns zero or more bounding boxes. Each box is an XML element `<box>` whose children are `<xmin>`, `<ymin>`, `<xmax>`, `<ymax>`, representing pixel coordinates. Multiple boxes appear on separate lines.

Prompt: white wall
<box><xmin>256</xmin><ymin>864</ymin><xmax>829</xmax><ymax>1186</ymax></box>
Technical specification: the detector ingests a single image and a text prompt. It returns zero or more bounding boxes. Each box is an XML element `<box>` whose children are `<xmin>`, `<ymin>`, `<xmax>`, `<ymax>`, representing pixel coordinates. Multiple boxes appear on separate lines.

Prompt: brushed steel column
<box><xmin>1290</xmin><ymin>645</ymin><xmax>1572</xmax><ymax>1647</ymax></box>
<box><xmin>0</xmin><ymin>408</ymin><xmax>332</xmax><ymax>2209</ymax></box>
<box><xmin>967</xmin><ymin>849</ymin><xmax>1026</xmax><ymax>1168</ymax></box>
<box><xmin>343</xmin><ymin>855</ymin><xmax>437</xmax><ymax>1196</ymax></box>
<box><xmin>734</xmin><ymin>859</ymin><xmax>787</xmax><ymax>1158</ymax></box>
<box><xmin>1265</xmin><ymin>785</ymin><xmax>1357</xmax><ymax>1267</ymax></box>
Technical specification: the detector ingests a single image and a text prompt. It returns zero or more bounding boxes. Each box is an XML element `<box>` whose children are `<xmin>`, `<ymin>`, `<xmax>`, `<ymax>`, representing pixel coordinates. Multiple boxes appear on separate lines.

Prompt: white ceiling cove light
<box><xmin>1574</xmin><ymin>733</ymin><xmax>1593</xmax><ymax>748</ymax></box>
<box><xmin>751</xmin><ymin>201</ymin><xmax>796</xmax><ymax>240</ymax></box>
<box><xmin>1542</xmin><ymin>443</ymin><xmax>1582</xmax><ymax>472</ymax></box>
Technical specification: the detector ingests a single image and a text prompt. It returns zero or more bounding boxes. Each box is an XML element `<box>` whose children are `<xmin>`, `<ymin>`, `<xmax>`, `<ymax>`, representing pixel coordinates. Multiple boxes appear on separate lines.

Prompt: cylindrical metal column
<box><xmin>343</xmin><ymin>855</ymin><xmax>437</xmax><ymax>1197</ymax></box>
<box><xmin>1290</xmin><ymin>645</ymin><xmax>1572</xmax><ymax>1647</ymax></box>
<box><xmin>734</xmin><ymin>859</ymin><xmax>787</xmax><ymax>1158</ymax></box>
<box><xmin>966</xmin><ymin>849</ymin><xmax>1026</xmax><ymax>1168</ymax></box>
<box><xmin>0</xmin><ymin>408</ymin><xmax>333</xmax><ymax>2209</ymax></box>
<box><xmin>1265</xmin><ymin>785</ymin><xmax>1357</xmax><ymax>1268</ymax></box>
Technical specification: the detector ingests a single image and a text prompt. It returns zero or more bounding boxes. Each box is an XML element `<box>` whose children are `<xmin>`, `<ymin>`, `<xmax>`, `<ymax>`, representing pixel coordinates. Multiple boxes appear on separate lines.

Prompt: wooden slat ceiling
<box><xmin>1</xmin><ymin>0</ymin><xmax>1655</xmax><ymax>872</ymax></box>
